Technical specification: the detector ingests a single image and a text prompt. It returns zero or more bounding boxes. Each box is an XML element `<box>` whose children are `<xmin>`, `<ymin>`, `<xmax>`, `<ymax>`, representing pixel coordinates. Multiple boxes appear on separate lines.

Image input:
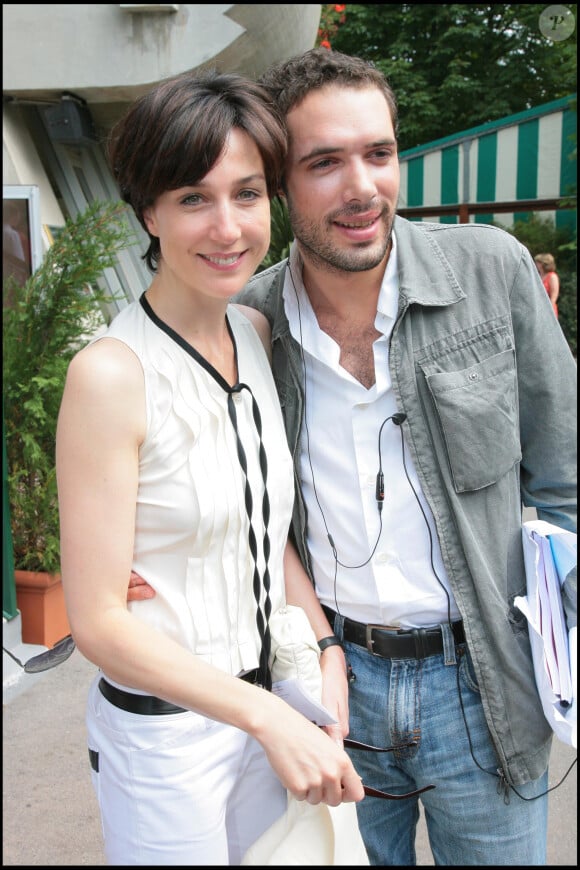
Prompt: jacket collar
<box><xmin>394</xmin><ymin>215</ymin><xmax>466</xmax><ymax>308</ymax></box>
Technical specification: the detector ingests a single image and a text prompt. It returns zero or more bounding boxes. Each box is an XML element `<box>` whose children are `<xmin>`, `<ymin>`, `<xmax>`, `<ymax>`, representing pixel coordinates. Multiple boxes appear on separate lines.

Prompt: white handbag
<box><xmin>243</xmin><ymin>605</ymin><xmax>369</xmax><ymax>865</ymax></box>
<box><xmin>268</xmin><ymin>603</ymin><xmax>322</xmax><ymax>700</ymax></box>
<box><xmin>241</xmin><ymin>790</ymin><xmax>369</xmax><ymax>866</ymax></box>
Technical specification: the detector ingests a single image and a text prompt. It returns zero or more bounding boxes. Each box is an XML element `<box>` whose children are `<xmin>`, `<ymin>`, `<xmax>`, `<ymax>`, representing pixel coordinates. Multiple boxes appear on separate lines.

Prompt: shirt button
<box><xmin>375</xmin><ymin>552</ymin><xmax>389</xmax><ymax>564</ymax></box>
<box><xmin>366</xmin><ymin>475</ymin><xmax>375</xmax><ymax>487</ymax></box>
<box><xmin>468</xmin><ymin>371</ymin><xmax>479</xmax><ymax>381</ymax></box>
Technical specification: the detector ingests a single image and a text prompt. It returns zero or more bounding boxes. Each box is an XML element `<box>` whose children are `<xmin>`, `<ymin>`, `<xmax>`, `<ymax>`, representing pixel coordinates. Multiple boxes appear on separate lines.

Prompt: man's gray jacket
<box><xmin>235</xmin><ymin>215</ymin><xmax>577</xmax><ymax>785</ymax></box>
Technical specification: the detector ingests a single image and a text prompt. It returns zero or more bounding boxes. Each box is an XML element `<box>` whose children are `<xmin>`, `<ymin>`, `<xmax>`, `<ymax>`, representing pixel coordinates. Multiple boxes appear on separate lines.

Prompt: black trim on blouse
<box><xmin>139</xmin><ymin>293</ymin><xmax>273</xmax><ymax>690</ymax></box>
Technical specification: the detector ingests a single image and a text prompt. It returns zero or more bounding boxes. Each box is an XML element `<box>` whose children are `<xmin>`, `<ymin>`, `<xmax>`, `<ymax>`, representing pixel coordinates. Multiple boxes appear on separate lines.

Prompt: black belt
<box><xmin>98</xmin><ymin>668</ymin><xmax>262</xmax><ymax>716</ymax></box>
<box><xmin>322</xmin><ymin>606</ymin><xmax>465</xmax><ymax>660</ymax></box>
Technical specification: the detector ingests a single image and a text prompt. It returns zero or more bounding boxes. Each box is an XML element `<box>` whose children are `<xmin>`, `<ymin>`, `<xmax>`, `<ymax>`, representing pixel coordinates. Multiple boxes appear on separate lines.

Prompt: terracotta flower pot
<box><xmin>14</xmin><ymin>570</ymin><xmax>71</xmax><ymax>648</ymax></box>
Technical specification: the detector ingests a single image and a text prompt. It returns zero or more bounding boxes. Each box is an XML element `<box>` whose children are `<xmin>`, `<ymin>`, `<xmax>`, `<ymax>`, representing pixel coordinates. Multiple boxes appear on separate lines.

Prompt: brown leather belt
<box><xmin>98</xmin><ymin>668</ymin><xmax>262</xmax><ymax>715</ymax></box>
<box><xmin>322</xmin><ymin>606</ymin><xmax>465</xmax><ymax>660</ymax></box>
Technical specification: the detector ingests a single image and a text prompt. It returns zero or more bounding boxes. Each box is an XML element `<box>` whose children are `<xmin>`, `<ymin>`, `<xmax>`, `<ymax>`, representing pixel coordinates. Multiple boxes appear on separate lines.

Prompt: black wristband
<box><xmin>318</xmin><ymin>634</ymin><xmax>343</xmax><ymax>652</ymax></box>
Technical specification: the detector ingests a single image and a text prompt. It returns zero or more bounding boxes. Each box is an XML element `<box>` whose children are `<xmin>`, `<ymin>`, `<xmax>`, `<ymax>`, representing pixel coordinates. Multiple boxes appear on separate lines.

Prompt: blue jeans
<box><xmin>337</xmin><ymin>622</ymin><xmax>548</xmax><ymax>865</ymax></box>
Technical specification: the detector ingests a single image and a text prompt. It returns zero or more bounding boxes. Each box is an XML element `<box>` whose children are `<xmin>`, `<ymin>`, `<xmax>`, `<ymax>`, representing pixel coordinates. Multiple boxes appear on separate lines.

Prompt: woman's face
<box><xmin>143</xmin><ymin>128</ymin><xmax>271</xmax><ymax>301</ymax></box>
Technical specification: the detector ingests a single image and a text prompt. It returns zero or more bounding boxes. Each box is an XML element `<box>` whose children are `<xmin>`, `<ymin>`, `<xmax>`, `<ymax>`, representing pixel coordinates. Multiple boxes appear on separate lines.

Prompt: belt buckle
<box><xmin>365</xmin><ymin>623</ymin><xmax>399</xmax><ymax>655</ymax></box>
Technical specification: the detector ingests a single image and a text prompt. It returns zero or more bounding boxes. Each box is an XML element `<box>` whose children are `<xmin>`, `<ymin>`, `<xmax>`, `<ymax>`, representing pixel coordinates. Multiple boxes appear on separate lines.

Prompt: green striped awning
<box><xmin>399</xmin><ymin>95</ymin><xmax>576</xmax><ymax>229</ymax></box>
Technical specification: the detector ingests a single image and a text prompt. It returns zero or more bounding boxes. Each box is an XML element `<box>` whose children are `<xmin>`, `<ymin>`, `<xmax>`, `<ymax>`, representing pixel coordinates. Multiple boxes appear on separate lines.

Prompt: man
<box><xmin>131</xmin><ymin>49</ymin><xmax>577</xmax><ymax>864</ymax></box>
<box><xmin>236</xmin><ymin>48</ymin><xmax>578</xmax><ymax>865</ymax></box>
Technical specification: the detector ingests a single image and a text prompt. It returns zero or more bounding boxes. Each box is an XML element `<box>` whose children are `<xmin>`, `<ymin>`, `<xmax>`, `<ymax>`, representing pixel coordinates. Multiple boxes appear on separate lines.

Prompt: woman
<box><xmin>534</xmin><ymin>252</ymin><xmax>560</xmax><ymax>318</ymax></box>
<box><xmin>56</xmin><ymin>69</ymin><xmax>363</xmax><ymax>865</ymax></box>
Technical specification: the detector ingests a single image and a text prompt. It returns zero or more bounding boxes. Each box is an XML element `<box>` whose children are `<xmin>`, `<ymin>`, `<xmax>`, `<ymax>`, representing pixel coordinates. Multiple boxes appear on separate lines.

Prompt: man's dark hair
<box><xmin>258</xmin><ymin>47</ymin><xmax>398</xmax><ymax>139</ymax></box>
<box><xmin>108</xmin><ymin>68</ymin><xmax>286</xmax><ymax>271</ymax></box>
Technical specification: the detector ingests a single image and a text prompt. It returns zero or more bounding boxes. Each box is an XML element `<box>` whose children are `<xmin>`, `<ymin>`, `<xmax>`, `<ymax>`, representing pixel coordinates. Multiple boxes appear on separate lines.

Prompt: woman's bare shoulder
<box><xmin>64</xmin><ymin>338</ymin><xmax>145</xmax><ymax>408</ymax></box>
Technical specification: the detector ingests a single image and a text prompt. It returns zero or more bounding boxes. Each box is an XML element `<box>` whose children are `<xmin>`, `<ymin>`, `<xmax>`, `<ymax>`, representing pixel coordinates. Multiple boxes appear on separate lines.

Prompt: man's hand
<box><xmin>320</xmin><ymin>644</ymin><xmax>350</xmax><ymax>746</ymax></box>
<box><xmin>127</xmin><ymin>571</ymin><xmax>156</xmax><ymax>602</ymax></box>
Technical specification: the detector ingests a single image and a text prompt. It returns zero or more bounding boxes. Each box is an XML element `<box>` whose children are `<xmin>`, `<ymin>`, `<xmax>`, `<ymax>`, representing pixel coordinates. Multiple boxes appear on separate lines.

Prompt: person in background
<box><xmin>534</xmin><ymin>252</ymin><xmax>560</xmax><ymax>317</ymax></box>
<box><xmin>56</xmin><ymin>67</ymin><xmax>363</xmax><ymax>867</ymax></box>
<box><xmin>3</xmin><ymin>199</ymin><xmax>27</xmax><ymax>298</ymax></box>
<box><xmin>3</xmin><ymin>200</ymin><xmax>26</xmax><ymax>263</ymax></box>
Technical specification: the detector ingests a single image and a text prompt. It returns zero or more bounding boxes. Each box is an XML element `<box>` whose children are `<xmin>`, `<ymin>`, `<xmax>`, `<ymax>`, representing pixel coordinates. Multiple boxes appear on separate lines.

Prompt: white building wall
<box><xmin>3</xmin><ymin>5</ymin><xmax>322</xmax><ymax>101</ymax></box>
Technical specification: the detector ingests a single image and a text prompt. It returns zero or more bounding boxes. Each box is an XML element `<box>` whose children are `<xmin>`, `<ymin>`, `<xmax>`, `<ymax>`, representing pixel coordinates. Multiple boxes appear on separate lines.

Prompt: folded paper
<box><xmin>514</xmin><ymin>520</ymin><xmax>576</xmax><ymax>748</ymax></box>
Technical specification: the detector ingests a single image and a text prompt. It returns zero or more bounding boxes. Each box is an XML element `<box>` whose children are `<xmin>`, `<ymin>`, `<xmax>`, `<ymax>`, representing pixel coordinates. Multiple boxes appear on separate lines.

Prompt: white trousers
<box><xmin>86</xmin><ymin>675</ymin><xmax>287</xmax><ymax>865</ymax></box>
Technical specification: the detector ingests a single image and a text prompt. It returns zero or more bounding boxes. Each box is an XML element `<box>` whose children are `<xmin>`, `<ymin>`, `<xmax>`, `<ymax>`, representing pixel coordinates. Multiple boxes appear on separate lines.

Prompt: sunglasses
<box><xmin>3</xmin><ymin>633</ymin><xmax>76</xmax><ymax>673</ymax></box>
<box><xmin>344</xmin><ymin>737</ymin><xmax>436</xmax><ymax>800</ymax></box>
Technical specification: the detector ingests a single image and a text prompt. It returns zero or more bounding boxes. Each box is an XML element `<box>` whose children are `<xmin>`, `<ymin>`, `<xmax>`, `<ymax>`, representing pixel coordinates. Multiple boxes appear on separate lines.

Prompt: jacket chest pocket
<box><xmin>421</xmin><ymin>347</ymin><xmax>521</xmax><ymax>492</ymax></box>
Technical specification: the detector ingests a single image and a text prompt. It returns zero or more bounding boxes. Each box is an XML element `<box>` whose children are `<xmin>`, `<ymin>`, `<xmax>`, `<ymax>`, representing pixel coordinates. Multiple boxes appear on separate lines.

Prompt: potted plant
<box><xmin>3</xmin><ymin>200</ymin><xmax>136</xmax><ymax>646</ymax></box>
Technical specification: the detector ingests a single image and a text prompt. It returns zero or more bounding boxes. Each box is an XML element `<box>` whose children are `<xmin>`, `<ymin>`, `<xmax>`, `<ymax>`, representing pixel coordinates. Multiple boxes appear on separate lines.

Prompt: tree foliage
<box><xmin>325</xmin><ymin>4</ymin><xmax>577</xmax><ymax>152</ymax></box>
<box><xmin>258</xmin><ymin>196</ymin><xmax>293</xmax><ymax>272</ymax></box>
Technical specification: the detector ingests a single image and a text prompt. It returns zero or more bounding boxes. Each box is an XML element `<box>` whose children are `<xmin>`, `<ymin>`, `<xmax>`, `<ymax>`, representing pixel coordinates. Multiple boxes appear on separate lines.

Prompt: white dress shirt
<box><xmin>284</xmin><ymin>235</ymin><xmax>461</xmax><ymax>628</ymax></box>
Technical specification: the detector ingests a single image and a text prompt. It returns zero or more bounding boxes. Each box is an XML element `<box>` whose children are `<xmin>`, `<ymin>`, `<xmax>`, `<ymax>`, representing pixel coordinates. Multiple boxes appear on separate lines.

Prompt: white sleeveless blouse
<box><xmin>96</xmin><ymin>297</ymin><xmax>294</xmax><ymax>677</ymax></box>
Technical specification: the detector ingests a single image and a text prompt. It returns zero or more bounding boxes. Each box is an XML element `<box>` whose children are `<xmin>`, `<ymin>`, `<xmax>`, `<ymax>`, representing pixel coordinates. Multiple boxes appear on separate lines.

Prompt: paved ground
<box><xmin>2</xmin><ymin>647</ymin><xmax>577</xmax><ymax>866</ymax></box>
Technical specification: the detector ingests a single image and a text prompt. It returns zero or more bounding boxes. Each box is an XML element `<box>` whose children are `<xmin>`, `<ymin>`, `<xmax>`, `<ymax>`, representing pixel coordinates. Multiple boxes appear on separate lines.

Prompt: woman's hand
<box><xmin>252</xmin><ymin>694</ymin><xmax>364</xmax><ymax>806</ymax></box>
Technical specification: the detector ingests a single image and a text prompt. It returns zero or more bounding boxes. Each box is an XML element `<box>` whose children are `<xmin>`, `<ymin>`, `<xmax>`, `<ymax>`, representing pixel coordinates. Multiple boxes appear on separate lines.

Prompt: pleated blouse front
<box><xmin>96</xmin><ymin>298</ymin><xmax>294</xmax><ymax>677</ymax></box>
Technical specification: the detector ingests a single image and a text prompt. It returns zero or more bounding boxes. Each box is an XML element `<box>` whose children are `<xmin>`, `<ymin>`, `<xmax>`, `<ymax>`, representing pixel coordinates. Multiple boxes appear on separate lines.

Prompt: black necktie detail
<box><xmin>140</xmin><ymin>294</ymin><xmax>274</xmax><ymax>690</ymax></box>
<box><xmin>228</xmin><ymin>387</ymin><xmax>272</xmax><ymax>691</ymax></box>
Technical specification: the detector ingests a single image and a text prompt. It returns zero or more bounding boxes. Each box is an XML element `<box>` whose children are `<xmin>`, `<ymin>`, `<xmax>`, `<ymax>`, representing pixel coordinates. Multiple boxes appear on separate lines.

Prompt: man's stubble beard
<box><xmin>287</xmin><ymin>201</ymin><xmax>395</xmax><ymax>276</ymax></box>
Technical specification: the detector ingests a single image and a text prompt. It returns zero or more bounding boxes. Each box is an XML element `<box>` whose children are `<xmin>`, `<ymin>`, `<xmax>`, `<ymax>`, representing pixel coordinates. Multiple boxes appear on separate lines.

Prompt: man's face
<box><xmin>284</xmin><ymin>84</ymin><xmax>400</xmax><ymax>274</ymax></box>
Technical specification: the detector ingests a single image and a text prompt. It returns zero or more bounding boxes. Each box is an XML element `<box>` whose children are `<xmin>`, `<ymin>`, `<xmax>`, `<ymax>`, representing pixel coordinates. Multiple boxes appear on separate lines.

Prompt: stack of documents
<box><xmin>514</xmin><ymin>520</ymin><xmax>576</xmax><ymax>747</ymax></box>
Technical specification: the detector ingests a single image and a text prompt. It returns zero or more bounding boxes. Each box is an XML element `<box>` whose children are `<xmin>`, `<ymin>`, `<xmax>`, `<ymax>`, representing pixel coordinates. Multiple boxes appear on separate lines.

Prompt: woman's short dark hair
<box><xmin>108</xmin><ymin>69</ymin><xmax>287</xmax><ymax>271</ymax></box>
